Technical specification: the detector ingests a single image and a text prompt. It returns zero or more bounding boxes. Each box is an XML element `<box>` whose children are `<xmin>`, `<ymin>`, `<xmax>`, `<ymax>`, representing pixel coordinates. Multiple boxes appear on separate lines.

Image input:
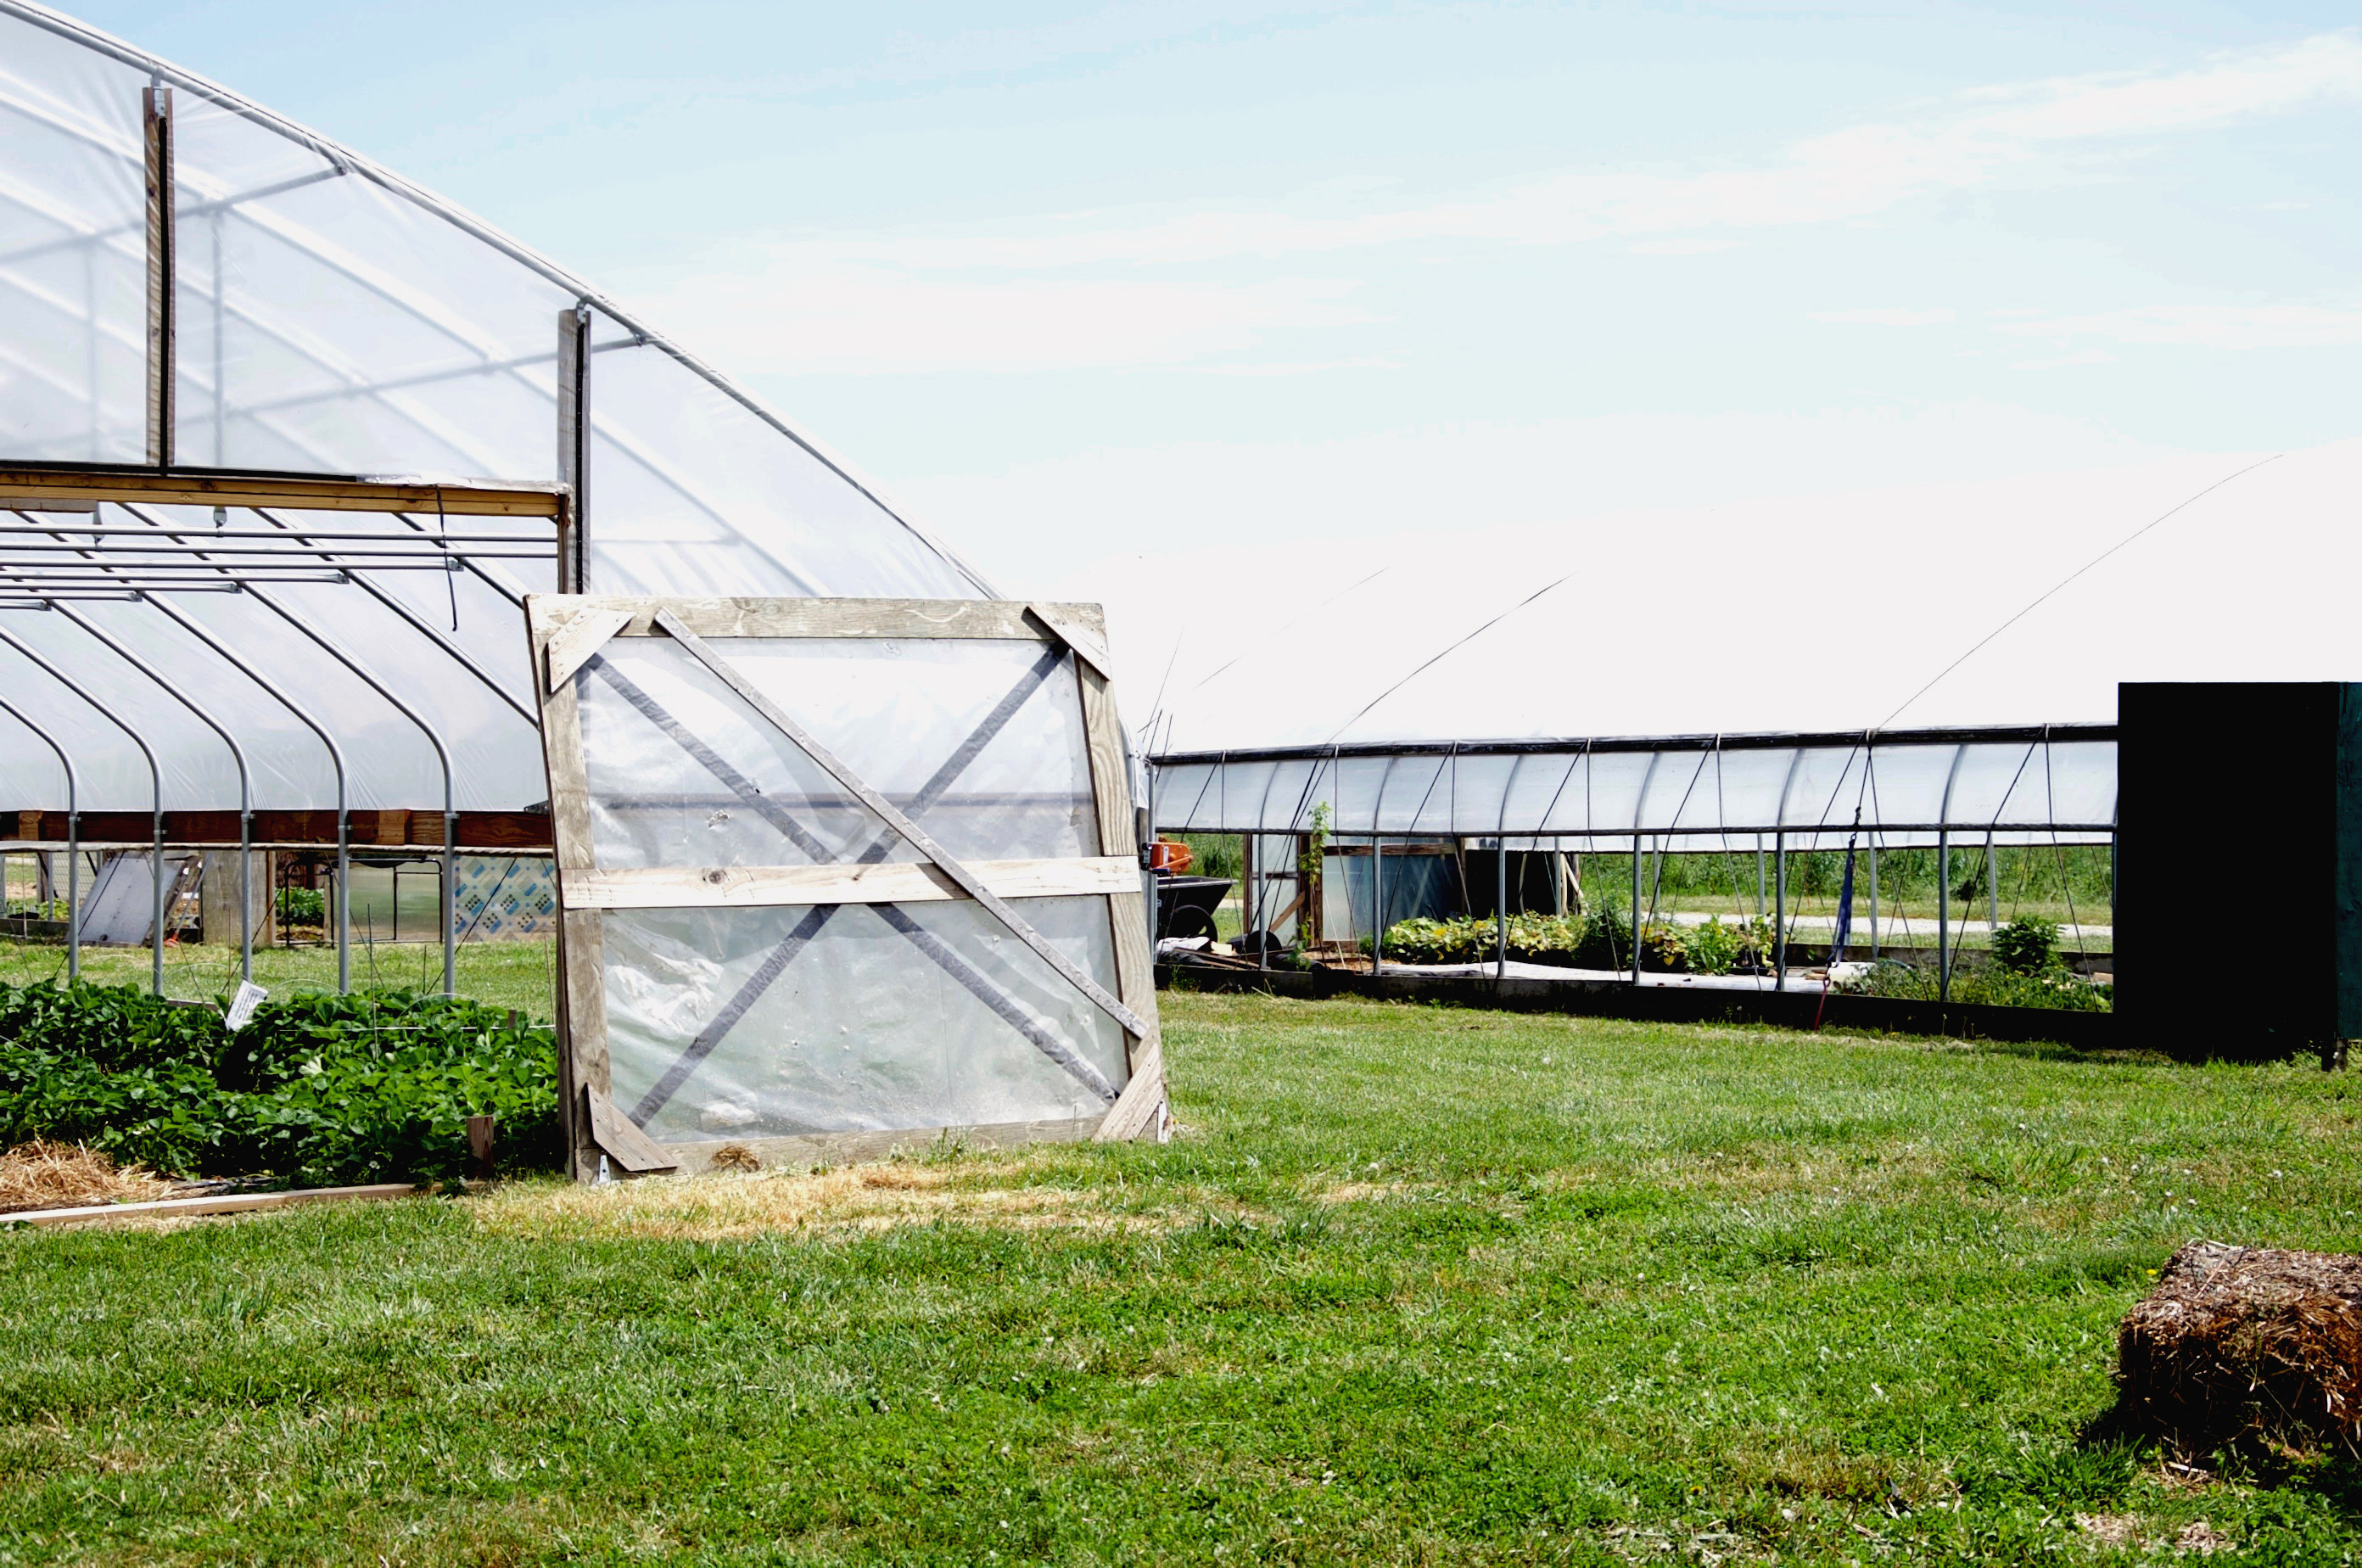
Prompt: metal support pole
<box><xmin>1756</xmin><ymin>843</ymin><xmax>1766</xmax><ymax>920</ymax></box>
<box><xmin>1985</xmin><ymin>828</ymin><xmax>1999</xmax><ymax>933</ymax></box>
<box><xmin>1934</xmin><ymin>742</ymin><xmax>1968</xmax><ymax>1005</ymax></box>
<box><xmin>65</xmin><ymin>810</ymin><xmax>77</xmax><ymax>982</ymax></box>
<box><xmin>0</xmin><ymin>630</ymin><xmax>168</xmax><ymax>994</ymax></box>
<box><xmin>1371</xmin><ymin>835</ymin><xmax>1385</xmax><ymax>976</ymax></box>
<box><xmin>49</xmin><ymin>606</ymin><xmax>255</xmax><ymax>982</ymax></box>
<box><xmin>1631</xmin><ymin>837</ymin><xmax>1643</xmax><ymax>985</ymax></box>
<box><xmin>143</xmin><ymin>596</ymin><xmax>352</xmax><ymax>991</ymax></box>
<box><xmin>1496</xmin><ymin>836</ymin><xmax>1509</xmax><ymax>982</ymax></box>
<box><xmin>1867</xmin><ymin>843</ymin><xmax>1879</xmax><ymax>959</ymax></box>
<box><xmin>233</xmin><ymin>587</ymin><xmax>460</xmax><ymax>994</ymax></box>
<box><xmin>0</xmin><ymin>696</ymin><xmax>76</xmax><ymax>981</ymax></box>
<box><xmin>1774</xmin><ymin>832</ymin><xmax>1788</xmax><ymax>988</ymax></box>
<box><xmin>1939</xmin><ymin>830</ymin><xmax>1951</xmax><ymax>1002</ymax></box>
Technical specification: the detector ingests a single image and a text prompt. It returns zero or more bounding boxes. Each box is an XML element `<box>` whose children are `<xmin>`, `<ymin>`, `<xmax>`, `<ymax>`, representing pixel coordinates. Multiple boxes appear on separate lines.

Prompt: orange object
<box><xmin>1148</xmin><ymin>839</ymin><xmax>1194</xmax><ymax>873</ymax></box>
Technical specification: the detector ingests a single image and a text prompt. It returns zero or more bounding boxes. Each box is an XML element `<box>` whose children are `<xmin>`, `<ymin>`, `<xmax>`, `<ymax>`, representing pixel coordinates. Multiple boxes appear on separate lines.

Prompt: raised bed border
<box><xmin>1157</xmin><ymin>962</ymin><xmax>2117</xmax><ymax>1049</ymax></box>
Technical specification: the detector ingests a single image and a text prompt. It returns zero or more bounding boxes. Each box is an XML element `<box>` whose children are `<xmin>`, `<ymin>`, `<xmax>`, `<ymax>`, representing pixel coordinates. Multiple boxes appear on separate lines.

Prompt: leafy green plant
<box><xmin>1676</xmin><ymin>915</ymin><xmax>1772</xmax><ymax>976</ymax></box>
<box><xmin>1296</xmin><ymin>803</ymin><xmax>1331</xmax><ymax>953</ymax></box>
<box><xmin>1837</xmin><ymin>959</ymin><xmax>2110</xmax><ymax>1013</ymax></box>
<box><xmin>275</xmin><ymin>886</ymin><xmax>326</xmax><ymax>924</ymax></box>
<box><xmin>1990</xmin><ymin>916</ymin><xmax>2062</xmax><ymax>976</ymax></box>
<box><xmin>1371</xmin><ymin>914</ymin><xmax>1586</xmax><ymax>966</ymax></box>
<box><xmin>0</xmin><ymin>980</ymin><xmax>560</xmax><ymax>1184</ymax></box>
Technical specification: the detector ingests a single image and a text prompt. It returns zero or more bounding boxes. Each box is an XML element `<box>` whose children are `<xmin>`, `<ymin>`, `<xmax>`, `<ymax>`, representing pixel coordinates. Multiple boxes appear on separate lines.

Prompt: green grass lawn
<box><xmin>5</xmin><ymin>993</ymin><xmax>2360</xmax><ymax>1564</ymax></box>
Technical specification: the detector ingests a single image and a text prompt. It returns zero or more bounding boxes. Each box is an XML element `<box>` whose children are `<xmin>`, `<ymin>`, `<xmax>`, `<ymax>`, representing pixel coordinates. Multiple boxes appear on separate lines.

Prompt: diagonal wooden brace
<box><xmin>652</xmin><ymin>609</ymin><xmax>1151</xmax><ymax>1044</ymax></box>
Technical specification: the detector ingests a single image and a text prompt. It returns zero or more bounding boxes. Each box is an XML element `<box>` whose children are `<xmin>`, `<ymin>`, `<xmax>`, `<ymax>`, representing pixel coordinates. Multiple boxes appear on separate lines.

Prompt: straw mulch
<box><xmin>2117</xmin><ymin>1239</ymin><xmax>2362</xmax><ymax>1455</ymax></box>
<box><xmin>0</xmin><ymin>1141</ymin><xmax>174</xmax><ymax>1215</ymax></box>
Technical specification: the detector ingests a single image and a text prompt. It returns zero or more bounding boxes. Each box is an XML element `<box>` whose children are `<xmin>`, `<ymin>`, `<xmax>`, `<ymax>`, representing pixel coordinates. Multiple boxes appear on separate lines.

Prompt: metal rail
<box><xmin>0</xmin><ymin>626</ymin><xmax>167</xmax><ymax>993</ymax></box>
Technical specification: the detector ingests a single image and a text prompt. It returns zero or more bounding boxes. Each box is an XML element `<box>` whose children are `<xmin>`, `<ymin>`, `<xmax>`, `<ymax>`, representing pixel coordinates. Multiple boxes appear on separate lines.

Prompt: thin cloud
<box><xmin>1814</xmin><ymin>308</ymin><xmax>1957</xmax><ymax>326</ymax></box>
<box><xmin>775</xmin><ymin>32</ymin><xmax>2362</xmax><ymax>273</ymax></box>
<box><xmin>2002</xmin><ymin>302</ymin><xmax>2362</xmax><ymax>349</ymax></box>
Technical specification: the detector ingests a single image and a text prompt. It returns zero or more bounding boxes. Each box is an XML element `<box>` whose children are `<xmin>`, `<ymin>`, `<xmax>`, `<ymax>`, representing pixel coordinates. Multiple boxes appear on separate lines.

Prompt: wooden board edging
<box><xmin>1</xmin><ymin>1182</ymin><xmax>422</xmax><ymax>1229</ymax></box>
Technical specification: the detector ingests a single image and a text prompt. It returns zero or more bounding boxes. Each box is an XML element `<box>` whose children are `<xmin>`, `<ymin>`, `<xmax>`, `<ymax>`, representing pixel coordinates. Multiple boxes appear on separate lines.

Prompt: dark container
<box><xmin>2118</xmin><ymin>681</ymin><xmax>2362</xmax><ymax>1059</ymax></box>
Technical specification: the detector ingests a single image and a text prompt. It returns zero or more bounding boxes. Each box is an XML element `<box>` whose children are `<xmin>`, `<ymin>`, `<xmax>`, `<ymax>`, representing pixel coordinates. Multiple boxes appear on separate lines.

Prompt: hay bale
<box><xmin>2117</xmin><ymin>1239</ymin><xmax>2362</xmax><ymax>1454</ymax></box>
<box><xmin>0</xmin><ymin>1141</ymin><xmax>173</xmax><ymax>1215</ymax></box>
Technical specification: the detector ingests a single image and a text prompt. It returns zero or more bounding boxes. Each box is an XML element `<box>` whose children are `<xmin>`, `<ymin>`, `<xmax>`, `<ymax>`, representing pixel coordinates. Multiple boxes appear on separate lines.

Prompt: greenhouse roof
<box><xmin>1148</xmin><ymin>723</ymin><xmax>2118</xmax><ymax>850</ymax></box>
<box><xmin>0</xmin><ymin>0</ymin><xmax>993</xmax><ymax>817</ymax></box>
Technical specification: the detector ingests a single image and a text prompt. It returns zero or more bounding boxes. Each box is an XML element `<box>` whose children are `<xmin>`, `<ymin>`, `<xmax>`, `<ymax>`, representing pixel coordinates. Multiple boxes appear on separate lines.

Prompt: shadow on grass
<box><xmin>2076</xmin><ymin>1396</ymin><xmax>2362</xmax><ymax>1525</ymax></box>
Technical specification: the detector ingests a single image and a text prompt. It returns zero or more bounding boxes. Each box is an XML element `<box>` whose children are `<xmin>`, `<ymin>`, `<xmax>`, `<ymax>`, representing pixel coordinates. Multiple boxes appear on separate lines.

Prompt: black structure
<box><xmin>2118</xmin><ymin>681</ymin><xmax>2362</xmax><ymax>1059</ymax></box>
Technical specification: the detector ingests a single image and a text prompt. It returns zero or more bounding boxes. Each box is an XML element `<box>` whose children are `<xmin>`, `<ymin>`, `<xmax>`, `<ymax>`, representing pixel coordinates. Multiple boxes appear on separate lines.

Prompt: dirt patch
<box><xmin>0</xmin><ymin>1142</ymin><xmax>171</xmax><ymax>1215</ymax></box>
<box><xmin>2075</xmin><ymin>1512</ymin><xmax>2141</xmax><ymax>1547</ymax></box>
<box><xmin>470</xmin><ymin>1157</ymin><xmax>1248</xmax><ymax>1242</ymax></box>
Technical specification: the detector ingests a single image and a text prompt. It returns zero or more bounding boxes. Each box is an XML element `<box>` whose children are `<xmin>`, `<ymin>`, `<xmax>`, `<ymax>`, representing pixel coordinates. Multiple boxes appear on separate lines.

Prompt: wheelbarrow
<box><xmin>1154</xmin><ymin>874</ymin><xmax>1234</xmax><ymax>942</ymax></box>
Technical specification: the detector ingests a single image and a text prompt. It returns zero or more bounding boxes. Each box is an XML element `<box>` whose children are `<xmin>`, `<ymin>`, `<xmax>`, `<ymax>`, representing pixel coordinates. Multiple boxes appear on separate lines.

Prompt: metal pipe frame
<box><xmin>0</xmin><ymin>626</ymin><xmax>167</xmax><ymax>993</ymax></box>
<box><xmin>230</xmin><ymin>586</ymin><xmax>460</xmax><ymax>994</ymax></box>
<box><xmin>23</xmin><ymin>509</ymin><xmax>359</xmax><ymax>988</ymax></box>
<box><xmin>0</xmin><ymin>692</ymin><xmax>77</xmax><ymax>979</ymax></box>
<box><xmin>1937</xmin><ymin>742</ymin><xmax>1971</xmax><ymax>1004</ymax></box>
<box><xmin>106</xmin><ymin>501</ymin><xmax>516</xmax><ymax>993</ymax></box>
<box><xmin>243</xmin><ymin>507</ymin><xmax>542</xmax><ymax>726</ymax></box>
<box><xmin>1152</xmin><ymin>722</ymin><xmax>2116</xmax><ymax>766</ymax></box>
<box><xmin>0</xmin><ymin>6</ymin><xmax>998</xmax><ymax>596</ymax></box>
<box><xmin>51</xmin><ymin>603</ymin><xmax>255</xmax><ymax>980</ymax></box>
<box><xmin>1771</xmin><ymin>748</ymin><xmax>1806</xmax><ymax>990</ymax></box>
<box><xmin>139</xmin><ymin>596</ymin><xmax>353</xmax><ymax>992</ymax></box>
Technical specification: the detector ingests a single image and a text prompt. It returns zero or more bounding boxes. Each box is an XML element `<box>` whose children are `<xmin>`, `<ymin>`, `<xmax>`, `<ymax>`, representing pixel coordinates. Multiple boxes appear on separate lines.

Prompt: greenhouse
<box><xmin>0</xmin><ymin>1</ymin><xmax>1165</xmax><ymax>1174</ymax></box>
<box><xmin>1147</xmin><ymin>723</ymin><xmax>2116</xmax><ymax>988</ymax></box>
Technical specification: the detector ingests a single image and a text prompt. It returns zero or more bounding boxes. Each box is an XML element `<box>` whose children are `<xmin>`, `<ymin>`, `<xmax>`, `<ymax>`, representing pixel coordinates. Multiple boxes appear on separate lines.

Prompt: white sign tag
<box><xmin>223</xmin><ymin>980</ymin><xmax>269</xmax><ymax>1033</ymax></box>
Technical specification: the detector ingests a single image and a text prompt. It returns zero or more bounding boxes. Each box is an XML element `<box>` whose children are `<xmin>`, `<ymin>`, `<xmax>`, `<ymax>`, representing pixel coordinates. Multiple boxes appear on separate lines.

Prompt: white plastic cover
<box><xmin>0</xmin><ymin>1</ymin><xmax>993</xmax><ymax>820</ymax></box>
<box><xmin>573</xmin><ymin>632</ymin><xmax>1126</xmax><ymax>1142</ymax></box>
<box><xmin>1151</xmin><ymin>729</ymin><xmax>2117</xmax><ymax>851</ymax></box>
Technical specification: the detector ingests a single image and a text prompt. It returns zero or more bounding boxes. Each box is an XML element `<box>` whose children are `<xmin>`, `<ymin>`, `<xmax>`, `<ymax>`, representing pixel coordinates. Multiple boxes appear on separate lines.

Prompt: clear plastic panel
<box><xmin>602</xmin><ymin>895</ymin><xmax>1127</xmax><ymax>1143</ymax></box>
<box><xmin>1443</xmin><ymin>753</ymin><xmax>1519</xmax><ymax>837</ymax></box>
<box><xmin>578</xmin><ymin>636</ymin><xmax>1095</xmax><ymax>870</ymax></box>
<box><xmin>2040</xmin><ymin>740</ymin><xmax>2117</xmax><ymax>828</ymax></box>
<box><xmin>1244</xmin><ymin>832</ymin><xmax>1301</xmax><ymax>943</ymax></box>
<box><xmin>173</xmin><ymin>98</ymin><xmax>568</xmax><ymax>478</ymax></box>
<box><xmin>584</xmin><ymin>331</ymin><xmax>985</xmax><ymax>599</ymax></box>
<box><xmin>1778</xmin><ymin>744</ymin><xmax>1874</xmax><ymax>840</ymax></box>
<box><xmin>1634</xmin><ymin>748</ymin><xmax>1718</xmax><ymax>835</ymax></box>
<box><xmin>1859</xmin><ymin>742</ymin><xmax>1959</xmax><ymax>830</ymax></box>
<box><xmin>1498</xmin><ymin>751</ymin><xmax>1586</xmax><ymax>834</ymax></box>
<box><xmin>0</xmin><ymin>15</ymin><xmax>148</xmax><ymax>461</ymax></box>
<box><xmin>1374</xmin><ymin>753</ymin><xmax>1452</xmax><ymax>833</ymax></box>
<box><xmin>1150</xmin><ymin>761</ymin><xmax>1220</xmax><ymax>831</ymax></box>
<box><xmin>1943</xmin><ymin>737</ymin><xmax>2047</xmax><ymax>830</ymax></box>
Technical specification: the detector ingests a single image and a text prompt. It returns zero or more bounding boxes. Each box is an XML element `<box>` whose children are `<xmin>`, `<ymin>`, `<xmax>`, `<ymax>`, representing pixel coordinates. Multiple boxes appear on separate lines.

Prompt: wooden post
<box><xmin>556</xmin><ymin>305</ymin><xmax>590</xmax><ymax>591</ymax></box>
<box><xmin>142</xmin><ymin>87</ymin><xmax>174</xmax><ymax>468</ymax></box>
<box><xmin>465</xmin><ymin>1114</ymin><xmax>496</xmax><ymax>1181</ymax></box>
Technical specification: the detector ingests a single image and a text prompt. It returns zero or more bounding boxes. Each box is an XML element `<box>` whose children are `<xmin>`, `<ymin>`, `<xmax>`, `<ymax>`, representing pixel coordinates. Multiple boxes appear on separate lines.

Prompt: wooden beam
<box><xmin>529</xmin><ymin>594</ymin><xmax>1101</xmax><ymax>643</ymax></box>
<box><xmin>1073</xmin><ymin>655</ymin><xmax>1168</xmax><ymax>1145</ymax></box>
<box><xmin>2</xmin><ymin>1182</ymin><xmax>419</xmax><ymax>1229</ymax></box>
<box><xmin>544</xmin><ymin>604</ymin><xmax>632</xmax><ymax>691</ymax></box>
<box><xmin>560</xmin><ymin>855</ymin><xmax>1139</xmax><ymax>910</ymax></box>
<box><xmin>0</xmin><ymin>809</ymin><xmax>554</xmax><ymax>849</ymax></box>
<box><xmin>0</xmin><ymin>467</ymin><xmax>568</xmax><ymax>519</ymax></box>
<box><xmin>583</xmin><ymin>1087</ymin><xmax>678</xmax><ymax>1174</ymax></box>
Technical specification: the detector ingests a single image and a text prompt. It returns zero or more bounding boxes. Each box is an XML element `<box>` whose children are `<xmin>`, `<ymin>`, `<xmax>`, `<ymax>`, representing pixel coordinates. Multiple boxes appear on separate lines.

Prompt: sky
<box><xmin>68</xmin><ymin>0</ymin><xmax>2362</xmax><ymax>746</ymax></box>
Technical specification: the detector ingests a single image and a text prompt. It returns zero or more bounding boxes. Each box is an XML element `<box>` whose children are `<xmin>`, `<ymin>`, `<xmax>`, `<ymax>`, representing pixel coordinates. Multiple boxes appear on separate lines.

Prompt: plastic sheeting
<box><xmin>573</xmin><ymin>631</ymin><xmax>1127</xmax><ymax>1143</ymax></box>
<box><xmin>0</xmin><ymin>1</ymin><xmax>995</xmax><ymax>817</ymax></box>
<box><xmin>1150</xmin><ymin>726</ymin><xmax>2117</xmax><ymax>852</ymax></box>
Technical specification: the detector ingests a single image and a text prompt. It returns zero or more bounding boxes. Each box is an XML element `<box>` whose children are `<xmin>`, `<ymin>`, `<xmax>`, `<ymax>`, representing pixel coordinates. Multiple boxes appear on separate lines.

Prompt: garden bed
<box><xmin>0</xmin><ymin>979</ymin><xmax>559</xmax><ymax>1187</ymax></box>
